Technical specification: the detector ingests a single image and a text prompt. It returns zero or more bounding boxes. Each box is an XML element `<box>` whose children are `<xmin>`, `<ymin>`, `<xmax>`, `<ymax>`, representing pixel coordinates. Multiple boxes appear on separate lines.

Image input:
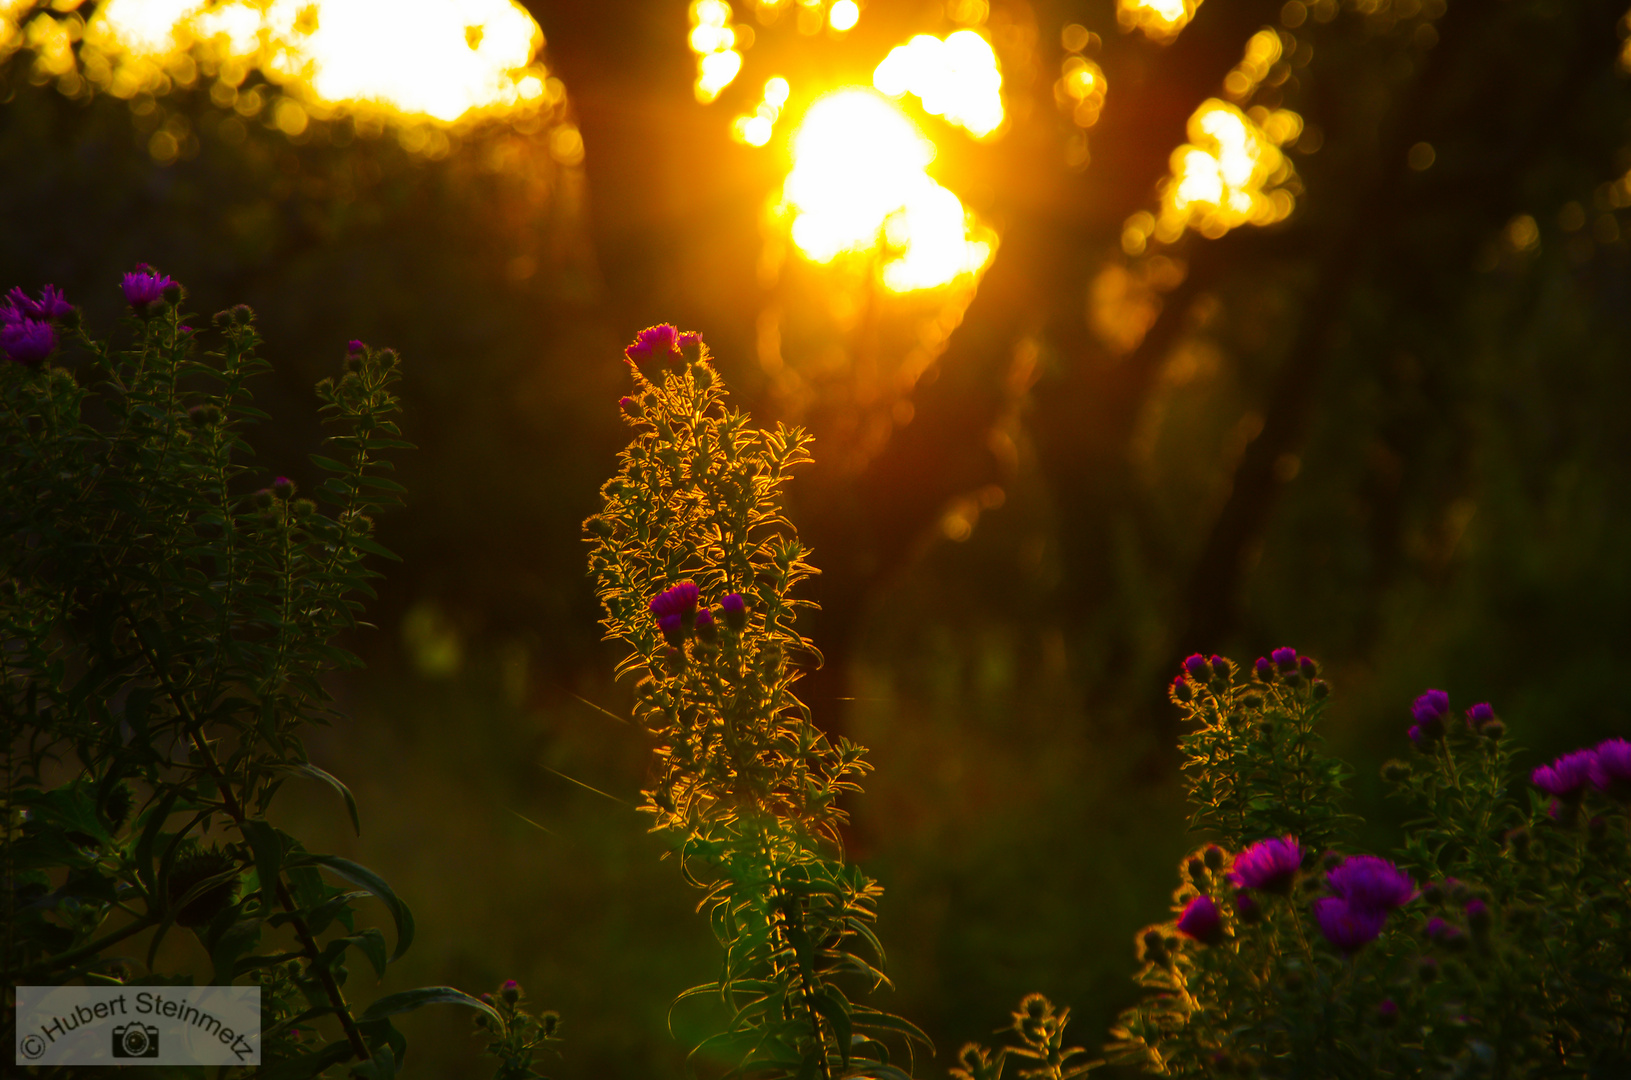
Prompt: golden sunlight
<box><xmin>872</xmin><ymin>30</ymin><xmax>1003</xmax><ymax>139</ymax></box>
<box><xmin>1116</xmin><ymin>0</ymin><xmax>1201</xmax><ymax>42</ymax></box>
<box><xmin>77</xmin><ymin>0</ymin><xmax>551</xmax><ymax>124</ymax></box>
<box><xmin>781</xmin><ymin>88</ymin><xmax>993</xmax><ymax>292</ymax></box>
<box><xmin>1146</xmin><ymin>99</ymin><xmax>1301</xmax><ymax>243</ymax></box>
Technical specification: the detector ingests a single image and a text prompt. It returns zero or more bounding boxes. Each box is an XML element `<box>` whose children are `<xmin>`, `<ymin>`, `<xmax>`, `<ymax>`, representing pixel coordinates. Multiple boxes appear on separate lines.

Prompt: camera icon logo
<box><xmin>111</xmin><ymin>1022</ymin><xmax>160</xmax><ymax>1058</ymax></box>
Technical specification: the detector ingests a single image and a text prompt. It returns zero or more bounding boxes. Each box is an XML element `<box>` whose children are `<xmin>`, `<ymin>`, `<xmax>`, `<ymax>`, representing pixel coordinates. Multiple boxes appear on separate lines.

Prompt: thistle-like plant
<box><xmin>1105</xmin><ymin>650</ymin><xmax>1631</xmax><ymax>1077</ymax></box>
<box><xmin>0</xmin><ymin>271</ymin><xmax>549</xmax><ymax>1079</ymax></box>
<box><xmin>585</xmin><ymin>326</ymin><xmax>930</xmax><ymax>1079</ymax></box>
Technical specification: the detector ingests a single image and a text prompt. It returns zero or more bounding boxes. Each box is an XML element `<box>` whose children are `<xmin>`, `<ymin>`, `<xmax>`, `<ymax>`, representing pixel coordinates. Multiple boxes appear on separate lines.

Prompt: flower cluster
<box><xmin>1113</xmin><ymin>651</ymin><xmax>1631</xmax><ymax>1076</ymax></box>
<box><xmin>0</xmin><ymin>284</ymin><xmax>72</xmax><ymax>366</ymax></box>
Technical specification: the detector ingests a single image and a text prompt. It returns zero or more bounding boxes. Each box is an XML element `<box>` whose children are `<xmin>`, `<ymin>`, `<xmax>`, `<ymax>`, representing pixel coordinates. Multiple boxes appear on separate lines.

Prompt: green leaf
<box><xmin>279</xmin><ymin>762</ymin><xmax>362</xmax><ymax>835</ymax></box>
<box><xmin>309</xmin><ymin>454</ymin><xmax>351</xmax><ymax>473</ymax></box>
<box><xmin>239</xmin><ymin>818</ymin><xmax>284</xmax><ymax>902</ymax></box>
<box><xmin>359</xmin><ymin>986</ymin><xmax>501</xmax><ymax>1027</ymax></box>
<box><xmin>349</xmin><ymin>536</ymin><xmax>402</xmax><ymax>562</ymax></box>
<box><xmin>340</xmin><ymin>928</ymin><xmax>389</xmax><ymax>979</ymax></box>
<box><xmin>299</xmin><ymin>855</ymin><xmax>415</xmax><ymax>961</ymax></box>
<box><xmin>812</xmin><ymin>988</ymin><xmax>852</xmax><ymax>1069</ymax></box>
<box><xmin>209</xmin><ymin>918</ymin><xmax>262</xmax><ymax>985</ymax></box>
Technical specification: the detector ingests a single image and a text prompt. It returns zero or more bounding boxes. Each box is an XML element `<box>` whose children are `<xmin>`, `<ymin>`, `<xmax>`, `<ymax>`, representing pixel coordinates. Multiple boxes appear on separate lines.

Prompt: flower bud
<box><xmin>720</xmin><ymin>592</ymin><xmax>748</xmax><ymax>631</ymax></box>
<box><xmin>1241</xmin><ymin>694</ymin><xmax>1263</xmax><ymax>710</ymax></box>
<box><xmin>1255</xmin><ymin>656</ymin><xmax>1274</xmax><ymax>682</ymax></box>
<box><xmin>501</xmin><ymin>980</ymin><xmax>520</xmax><ymax>1004</ymax></box>
<box><xmin>1171</xmin><ymin>675</ymin><xmax>1193</xmax><ymax>703</ymax></box>
<box><xmin>540</xmin><ymin>1011</ymin><xmax>560</xmax><ymax>1037</ymax></box>
<box><xmin>1183</xmin><ymin>654</ymin><xmax>1212</xmax><ymax>683</ymax></box>
<box><xmin>619</xmin><ymin>395</ymin><xmax>642</xmax><ymax>418</ymax></box>
<box><xmin>253</xmin><ymin>488</ymin><xmax>274</xmax><ymax>509</ymax></box>
<box><xmin>1381</xmin><ymin>759</ymin><xmax>1412</xmax><ymax>784</ymax></box>
<box><xmin>1299</xmin><ymin>656</ymin><xmax>1318</xmax><ymax>679</ymax></box>
<box><xmin>1187</xmin><ymin>858</ymin><xmax>1206</xmax><ymax>887</ymax></box>
<box><xmin>1203</xmin><ymin>845</ymin><xmax>1225</xmax><ymax>871</ymax></box>
<box><xmin>162</xmin><ymin>282</ymin><xmax>182</xmax><ymax>306</ymax></box>
<box><xmin>1312</xmin><ymin>679</ymin><xmax>1329</xmax><ymax>700</ymax></box>
<box><xmin>272</xmin><ymin>476</ymin><xmax>296</xmax><ymax>500</ymax></box>
<box><xmin>1377</xmin><ymin>999</ymin><xmax>1398</xmax><ymax>1027</ymax></box>
<box><xmin>1481</xmin><ymin>719</ymin><xmax>1505</xmax><ymax>739</ymax></box>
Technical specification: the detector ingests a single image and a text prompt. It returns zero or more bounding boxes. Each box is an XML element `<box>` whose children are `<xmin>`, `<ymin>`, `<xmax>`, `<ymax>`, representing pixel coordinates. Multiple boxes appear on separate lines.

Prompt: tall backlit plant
<box><xmin>0</xmin><ymin>272</ymin><xmax>556</xmax><ymax>1079</ymax></box>
<box><xmin>585</xmin><ymin>326</ymin><xmax>929</xmax><ymax>1079</ymax></box>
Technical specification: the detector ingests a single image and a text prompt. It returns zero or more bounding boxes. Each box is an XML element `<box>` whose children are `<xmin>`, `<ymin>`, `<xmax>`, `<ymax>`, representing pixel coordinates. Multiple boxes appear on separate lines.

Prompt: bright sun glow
<box><xmin>77</xmin><ymin>0</ymin><xmax>549</xmax><ymax>124</ymax></box>
<box><xmin>827</xmin><ymin>0</ymin><xmax>859</xmax><ymax>31</ymax></box>
<box><xmin>782</xmin><ymin>88</ymin><xmax>993</xmax><ymax>292</ymax></box>
<box><xmin>872</xmin><ymin>30</ymin><xmax>1003</xmax><ymax>139</ymax></box>
<box><xmin>1117</xmin><ymin>0</ymin><xmax>1201</xmax><ymax>41</ymax></box>
<box><xmin>1148</xmin><ymin>99</ymin><xmax>1301</xmax><ymax>243</ymax></box>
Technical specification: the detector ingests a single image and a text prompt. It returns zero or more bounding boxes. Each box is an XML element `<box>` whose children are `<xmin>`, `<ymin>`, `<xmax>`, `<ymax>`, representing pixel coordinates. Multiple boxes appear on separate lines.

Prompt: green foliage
<box><xmin>585</xmin><ymin>335</ymin><xmax>931</xmax><ymax>1079</ymax></box>
<box><xmin>950</xmin><ymin>994</ymin><xmax>1098</xmax><ymax>1080</ymax></box>
<box><xmin>0</xmin><ymin>280</ymin><xmax>556</xmax><ymax>1077</ymax></box>
<box><xmin>1105</xmin><ymin>656</ymin><xmax>1631</xmax><ymax>1077</ymax></box>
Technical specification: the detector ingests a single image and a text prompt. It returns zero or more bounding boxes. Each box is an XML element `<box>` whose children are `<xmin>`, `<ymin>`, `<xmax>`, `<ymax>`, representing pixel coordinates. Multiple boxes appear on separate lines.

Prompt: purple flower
<box><xmin>1532</xmin><ymin>748</ymin><xmax>1596</xmax><ymax>799</ymax></box>
<box><xmin>1466</xmin><ymin>702</ymin><xmax>1495</xmax><ymax>729</ymax></box>
<box><xmin>1176</xmin><ymin>894</ymin><xmax>1222</xmax><ymax>945</ymax></box>
<box><xmin>1410</xmin><ymin>689</ymin><xmax>1449</xmax><ymax>741</ymax></box>
<box><xmin>1270</xmin><ymin>646</ymin><xmax>1298</xmax><ymax>671</ymax></box>
<box><xmin>1228</xmin><ymin>835</ymin><xmax>1303</xmax><ymax>895</ymax></box>
<box><xmin>1171</xmin><ymin>674</ymin><xmax>1193</xmax><ymax>703</ymax></box>
<box><xmin>1255</xmin><ymin>656</ymin><xmax>1274</xmax><ymax>681</ymax></box>
<box><xmin>720</xmin><ymin>591</ymin><xmax>747</xmax><ymax>630</ymax></box>
<box><xmin>1209</xmin><ymin>654</ymin><xmax>1227</xmax><ymax>679</ymax></box>
<box><xmin>625</xmin><ymin>324</ymin><xmax>689</xmax><ymax>366</ymax></box>
<box><xmin>649</xmin><ymin>580</ymin><xmax>700</xmax><ymax>643</ymax></box>
<box><xmin>694</xmin><ymin>607</ymin><xmax>716</xmax><ymax>638</ymax></box>
<box><xmin>1326</xmin><ymin>855</ymin><xmax>1415</xmax><ymax>914</ymax></box>
<box><xmin>1</xmin><ymin>318</ymin><xmax>56</xmax><ymax>366</ymax></box>
<box><xmin>1299</xmin><ymin>656</ymin><xmax>1317</xmax><ymax>679</ymax></box>
<box><xmin>619</xmin><ymin>395</ymin><xmax>639</xmax><ymax>416</ymax></box>
<box><xmin>122</xmin><ymin>265</ymin><xmax>175</xmax><ymax>311</ymax></box>
<box><xmin>1590</xmin><ymin>738</ymin><xmax>1631</xmax><ymax>798</ymax></box>
<box><xmin>1313</xmin><ymin>897</ymin><xmax>1386</xmax><ymax>953</ymax></box>
<box><xmin>4</xmin><ymin>285</ymin><xmax>72</xmax><ymax>323</ymax></box>
<box><xmin>348</xmin><ymin>339</ymin><xmax>365</xmax><ymax>353</ymax></box>
<box><xmin>1377</xmin><ymin>999</ymin><xmax>1398</xmax><ymax>1026</ymax></box>
<box><xmin>1183</xmin><ymin>653</ymin><xmax>1211</xmax><ymax>682</ymax></box>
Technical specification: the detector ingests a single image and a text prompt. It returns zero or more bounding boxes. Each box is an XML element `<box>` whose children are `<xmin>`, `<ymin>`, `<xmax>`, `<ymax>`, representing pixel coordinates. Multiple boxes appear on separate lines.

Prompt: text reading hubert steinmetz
<box><xmin>15</xmin><ymin>985</ymin><xmax>261</xmax><ymax>1066</ymax></box>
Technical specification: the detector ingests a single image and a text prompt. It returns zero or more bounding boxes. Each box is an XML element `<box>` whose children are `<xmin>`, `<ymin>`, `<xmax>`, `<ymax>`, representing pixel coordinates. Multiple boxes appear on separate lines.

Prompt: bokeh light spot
<box><xmin>1118</xmin><ymin>0</ymin><xmax>1201</xmax><ymax>41</ymax></box>
<box><xmin>873</xmin><ymin>30</ymin><xmax>1003</xmax><ymax>139</ymax></box>
<box><xmin>1154</xmin><ymin>99</ymin><xmax>1300</xmax><ymax>242</ymax></box>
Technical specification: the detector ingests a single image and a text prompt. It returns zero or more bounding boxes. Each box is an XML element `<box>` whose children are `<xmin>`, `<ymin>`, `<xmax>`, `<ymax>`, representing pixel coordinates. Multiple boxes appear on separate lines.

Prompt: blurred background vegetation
<box><xmin>4</xmin><ymin>0</ymin><xmax>1630</xmax><ymax>1075</ymax></box>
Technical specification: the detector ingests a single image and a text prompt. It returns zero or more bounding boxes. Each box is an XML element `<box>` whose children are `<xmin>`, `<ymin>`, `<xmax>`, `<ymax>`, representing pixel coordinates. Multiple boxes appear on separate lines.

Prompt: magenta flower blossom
<box><xmin>122</xmin><ymin>265</ymin><xmax>174</xmax><ymax>311</ymax></box>
<box><xmin>1590</xmin><ymin>738</ymin><xmax>1631</xmax><ymax>798</ymax></box>
<box><xmin>1270</xmin><ymin>646</ymin><xmax>1298</xmax><ymax>671</ymax></box>
<box><xmin>348</xmin><ymin>339</ymin><xmax>365</xmax><ymax>354</ymax></box>
<box><xmin>1532</xmin><ymin>748</ymin><xmax>1597</xmax><ymax>799</ymax></box>
<box><xmin>1176</xmin><ymin>894</ymin><xmax>1222</xmax><ymax>944</ymax></box>
<box><xmin>1228</xmin><ymin>835</ymin><xmax>1303</xmax><ymax>894</ymax></box>
<box><xmin>1313</xmin><ymin>896</ymin><xmax>1386</xmax><ymax>954</ymax></box>
<box><xmin>1170</xmin><ymin>674</ymin><xmax>1193</xmax><ymax>703</ymax></box>
<box><xmin>4</xmin><ymin>285</ymin><xmax>72</xmax><ymax>323</ymax></box>
<box><xmin>1183</xmin><ymin>653</ymin><xmax>1210</xmax><ymax>682</ymax></box>
<box><xmin>1466</xmin><ymin>702</ymin><xmax>1495</xmax><ymax>729</ymax></box>
<box><xmin>1326</xmin><ymin>855</ymin><xmax>1415</xmax><ymax>913</ymax></box>
<box><xmin>624</xmin><ymin>324</ymin><xmax>701</xmax><ymax>366</ymax></box>
<box><xmin>1254</xmin><ymin>656</ymin><xmax>1274</xmax><ymax>681</ymax></box>
<box><xmin>1</xmin><ymin>318</ymin><xmax>56</xmax><ymax>366</ymax></box>
<box><xmin>649</xmin><ymin>580</ymin><xmax>700</xmax><ymax>642</ymax></box>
